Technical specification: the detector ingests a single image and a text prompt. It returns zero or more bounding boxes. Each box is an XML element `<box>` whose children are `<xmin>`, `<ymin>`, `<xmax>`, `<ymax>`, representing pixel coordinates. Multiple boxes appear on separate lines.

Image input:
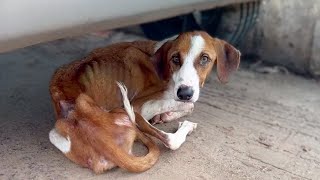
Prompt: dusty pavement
<box><xmin>0</xmin><ymin>31</ymin><xmax>319</xmax><ymax>180</ymax></box>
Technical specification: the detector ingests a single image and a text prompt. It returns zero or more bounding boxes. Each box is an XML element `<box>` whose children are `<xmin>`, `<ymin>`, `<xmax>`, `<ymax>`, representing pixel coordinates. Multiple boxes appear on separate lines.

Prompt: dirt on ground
<box><xmin>0</xmin><ymin>32</ymin><xmax>319</xmax><ymax>180</ymax></box>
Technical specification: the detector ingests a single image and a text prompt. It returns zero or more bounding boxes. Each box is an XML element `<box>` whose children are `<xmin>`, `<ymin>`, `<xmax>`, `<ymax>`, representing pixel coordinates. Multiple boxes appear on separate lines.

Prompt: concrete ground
<box><xmin>0</xmin><ymin>31</ymin><xmax>319</xmax><ymax>180</ymax></box>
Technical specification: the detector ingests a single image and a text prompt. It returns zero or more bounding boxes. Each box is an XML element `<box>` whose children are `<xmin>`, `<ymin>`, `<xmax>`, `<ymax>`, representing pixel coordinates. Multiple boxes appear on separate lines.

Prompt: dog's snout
<box><xmin>177</xmin><ymin>86</ymin><xmax>194</xmax><ymax>101</ymax></box>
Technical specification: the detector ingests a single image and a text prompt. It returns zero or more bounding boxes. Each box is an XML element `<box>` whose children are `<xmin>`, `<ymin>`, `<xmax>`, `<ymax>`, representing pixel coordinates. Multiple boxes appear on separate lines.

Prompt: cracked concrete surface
<box><xmin>0</xmin><ymin>32</ymin><xmax>319</xmax><ymax>179</ymax></box>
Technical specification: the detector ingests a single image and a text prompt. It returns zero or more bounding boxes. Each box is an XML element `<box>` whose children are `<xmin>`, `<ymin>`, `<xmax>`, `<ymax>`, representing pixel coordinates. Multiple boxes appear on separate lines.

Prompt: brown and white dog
<box><xmin>49</xmin><ymin>31</ymin><xmax>240</xmax><ymax>173</ymax></box>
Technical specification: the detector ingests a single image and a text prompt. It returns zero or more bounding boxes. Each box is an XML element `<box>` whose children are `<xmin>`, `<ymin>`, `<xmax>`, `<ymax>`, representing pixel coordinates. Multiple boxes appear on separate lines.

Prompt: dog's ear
<box><xmin>152</xmin><ymin>41</ymin><xmax>173</xmax><ymax>80</ymax></box>
<box><xmin>212</xmin><ymin>38</ymin><xmax>241</xmax><ymax>83</ymax></box>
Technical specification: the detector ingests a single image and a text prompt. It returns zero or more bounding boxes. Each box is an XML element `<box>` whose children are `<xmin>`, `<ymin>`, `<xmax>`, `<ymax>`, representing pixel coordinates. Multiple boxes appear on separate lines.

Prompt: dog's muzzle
<box><xmin>177</xmin><ymin>85</ymin><xmax>194</xmax><ymax>101</ymax></box>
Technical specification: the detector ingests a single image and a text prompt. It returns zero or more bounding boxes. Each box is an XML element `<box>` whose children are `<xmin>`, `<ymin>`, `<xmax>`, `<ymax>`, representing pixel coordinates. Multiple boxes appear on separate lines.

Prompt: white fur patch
<box><xmin>140</xmin><ymin>100</ymin><xmax>155</xmax><ymax>120</ymax></box>
<box><xmin>165</xmin><ymin>120</ymin><xmax>198</xmax><ymax>150</ymax></box>
<box><xmin>140</xmin><ymin>98</ymin><xmax>194</xmax><ymax>121</ymax></box>
<box><xmin>140</xmin><ymin>100</ymin><xmax>170</xmax><ymax>120</ymax></box>
<box><xmin>116</xmin><ymin>81</ymin><xmax>135</xmax><ymax>123</ymax></box>
<box><xmin>49</xmin><ymin>128</ymin><xmax>71</xmax><ymax>154</ymax></box>
<box><xmin>166</xmin><ymin>133</ymin><xmax>186</xmax><ymax>150</ymax></box>
<box><xmin>141</xmin><ymin>99</ymin><xmax>183</xmax><ymax>120</ymax></box>
<box><xmin>172</xmin><ymin>35</ymin><xmax>204</xmax><ymax>102</ymax></box>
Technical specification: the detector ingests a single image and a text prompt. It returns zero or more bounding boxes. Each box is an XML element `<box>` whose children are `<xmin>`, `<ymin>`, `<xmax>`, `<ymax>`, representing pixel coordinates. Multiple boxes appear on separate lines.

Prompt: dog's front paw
<box><xmin>150</xmin><ymin>112</ymin><xmax>177</xmax><ymax>124</ymax></box>
<box><xmin>178</xmin><ymin>120</ymin><xmax>198</xmax><ymax>135</ymax></box>
<box><xmin>150</xmin><ymin>114</ymin><xmax>162</xmax><ymax>125</ymax></box>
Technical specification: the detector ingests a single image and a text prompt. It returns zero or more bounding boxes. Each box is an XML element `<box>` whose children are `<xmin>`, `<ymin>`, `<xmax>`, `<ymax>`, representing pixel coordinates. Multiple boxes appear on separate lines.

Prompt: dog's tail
<box><xmin>113</xmin><ymin>81</ymin><xmax>160</xmax><ymax>172</ymax></box>
<box><xmin>116</xmin><ymin>81</ymin><xmax>135</xmax><ymax>123</ymax></box>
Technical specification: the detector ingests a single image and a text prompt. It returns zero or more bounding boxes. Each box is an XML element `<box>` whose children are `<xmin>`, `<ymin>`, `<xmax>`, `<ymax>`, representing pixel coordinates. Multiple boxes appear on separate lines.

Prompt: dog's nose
<box><xmin>177</xmin><ymin>86</ymin><xmax>194</xmax><ymax>101</ymax></box>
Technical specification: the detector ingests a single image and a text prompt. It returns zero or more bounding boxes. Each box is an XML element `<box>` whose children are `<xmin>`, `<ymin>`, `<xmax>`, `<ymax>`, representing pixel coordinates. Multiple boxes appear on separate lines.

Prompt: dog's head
<box><xmin>153</xmin><ymin>31</ymin><xmax>241</xmax><ymax>102</ymax></box>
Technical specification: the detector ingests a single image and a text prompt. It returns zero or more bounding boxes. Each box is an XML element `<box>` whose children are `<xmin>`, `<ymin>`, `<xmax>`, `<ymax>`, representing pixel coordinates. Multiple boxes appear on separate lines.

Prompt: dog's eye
<box><xmin>200</xmin><ymin>54</ymin><xmax>210</xmax><ymax>66</ymax></box>
<box><xmin>172</xmin><ymin>55</ymin><xmax>180</xmax><ymax>65</ymax></box>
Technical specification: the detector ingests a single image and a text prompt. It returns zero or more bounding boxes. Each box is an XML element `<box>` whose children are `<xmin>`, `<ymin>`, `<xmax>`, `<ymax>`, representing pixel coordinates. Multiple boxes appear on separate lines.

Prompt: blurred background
<box><xmin>137</xmin><ymin>0</ymin><xmax>320</xmax><ymax>77</ymax></box>
<box><xmin>1</xmin><ymin>0</ymin><xmax>319</xmax><ymax>77</ymax></box>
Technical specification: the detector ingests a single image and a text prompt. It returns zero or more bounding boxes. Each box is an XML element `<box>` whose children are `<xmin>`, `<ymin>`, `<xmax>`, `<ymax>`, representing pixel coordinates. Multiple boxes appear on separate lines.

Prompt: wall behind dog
<box><xmin>240</xmin><ymin>0</ymin><xmax>320</xmax><ymax>77</ymax></box>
